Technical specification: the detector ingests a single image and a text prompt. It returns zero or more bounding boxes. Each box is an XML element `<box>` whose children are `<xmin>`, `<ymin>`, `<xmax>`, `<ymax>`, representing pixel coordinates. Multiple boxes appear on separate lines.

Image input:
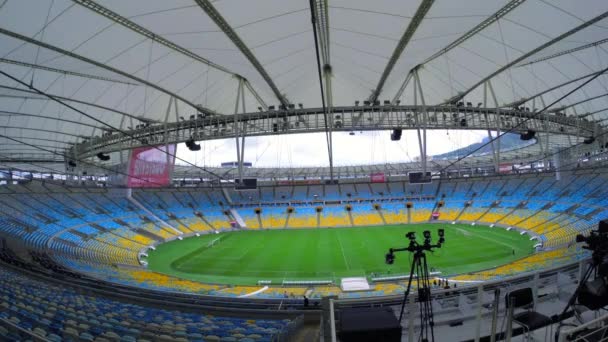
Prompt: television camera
<box><xmin>573</xmin><ymin>220</ymin><xmax>608</xmax><ymax>310</ymax></box>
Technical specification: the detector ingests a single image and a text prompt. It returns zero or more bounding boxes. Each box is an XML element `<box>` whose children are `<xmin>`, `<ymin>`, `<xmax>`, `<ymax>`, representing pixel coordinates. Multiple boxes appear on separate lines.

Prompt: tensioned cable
<box><xmin>538</xmin><ymin>0</ymin><xmax>608</xmax><ymax>30</ymax></box>
<box><xmin>0</xmin><ymin>138</ymin><xmax>171</xmax><ymax>188</ymax></box>
<box><xmin>309</xmin><ymin>0</ymin><xmax>333</xmax><ymax>173</ymax></box>
<box><xmin>438</xmin><ymin>65</ymin><xmax>608</xmax><ymax>173</ymax></box>
<box><xmin>251</xmin><ymin>29</ymin><xmax>312</xmax><ymax>50</ymax></box>
<box><xmin>128</xmin><ymin>5</ymin><xmax>198</xmax><ymax>20</ymax></box>
<box><xmin>31</xmin><ymin>0</ymin><xmax>55</xmax><ymax>85</ymax></box>
<box><xmin>517</xmin><ymin>128</ymin><xmax>608</xmax><ymax>172</ymax></box>
<box><xmin>0</xmin><ymin>70</ymin><xmax>226</xmax><ymax>180</ymax></box>
<box><xmin>1</xmin><ymin>3</ymin><xmax>76</xmax><ymax>60</ymax></box>
<box><xmin>496</xmin><ymin>18</ymin><xmax>517</xmax><ymax>102</ymax></box>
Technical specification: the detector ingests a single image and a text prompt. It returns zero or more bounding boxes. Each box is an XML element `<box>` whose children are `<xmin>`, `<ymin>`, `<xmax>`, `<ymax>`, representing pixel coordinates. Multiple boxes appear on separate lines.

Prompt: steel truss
<box><xmin>70</xmin><ymin>104</ymin><xmax>601</xmax><ymax>159</ymax></box>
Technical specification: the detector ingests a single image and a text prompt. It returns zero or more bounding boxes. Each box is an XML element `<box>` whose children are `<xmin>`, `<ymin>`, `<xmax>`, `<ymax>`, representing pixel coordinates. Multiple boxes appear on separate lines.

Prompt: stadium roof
<box><xmin>1</xmin><ymin>0</ymin><xmax>608</xmax><ymax>171</ymax></box>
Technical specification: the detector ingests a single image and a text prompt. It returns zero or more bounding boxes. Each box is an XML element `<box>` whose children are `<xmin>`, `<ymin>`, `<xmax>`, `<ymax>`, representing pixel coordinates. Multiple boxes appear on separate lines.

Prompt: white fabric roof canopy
<box><xmin>0</xmin><ymin>0</ymin><xmax>607</xmax><ymax>165</ymax></box>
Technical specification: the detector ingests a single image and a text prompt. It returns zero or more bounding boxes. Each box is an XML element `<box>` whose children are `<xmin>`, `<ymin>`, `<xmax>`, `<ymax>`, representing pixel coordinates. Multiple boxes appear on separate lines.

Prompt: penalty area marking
<box><xmin>455</xmin><ymin>228</ymin><xmax>472</xmax><ymax>236</ymax></box>
<box><xmin>238</xmin><ymin>286</ymin><xmax>268</xmax><ymax>298</ymax></box>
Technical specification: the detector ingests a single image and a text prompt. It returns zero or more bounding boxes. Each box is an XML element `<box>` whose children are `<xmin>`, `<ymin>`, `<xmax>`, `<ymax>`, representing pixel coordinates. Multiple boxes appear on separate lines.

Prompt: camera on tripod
<box><xmin>384</xmin><ymin>228</ymin><xmax>446</xmax><ymax>341</ymax></box>
<box><xmin>574</xmin><ymin>220</ymin><xmax>608</xmax><ymax>310</ymax></box>
<box><xmin>385</xmin><ymin>229</ymin><xmax>445</xmax><ymax>265</ymax></box>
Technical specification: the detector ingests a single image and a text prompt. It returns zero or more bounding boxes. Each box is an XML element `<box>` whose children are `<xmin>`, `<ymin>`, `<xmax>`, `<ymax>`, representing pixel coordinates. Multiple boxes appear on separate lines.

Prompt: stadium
<box><xmin>0</xmin><ymin>0</ymin><xmax>608</xmax><ymax>341</ymax></box>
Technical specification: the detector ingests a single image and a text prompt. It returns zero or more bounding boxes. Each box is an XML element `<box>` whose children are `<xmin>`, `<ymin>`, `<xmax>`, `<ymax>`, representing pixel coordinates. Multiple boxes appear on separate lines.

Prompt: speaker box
<box><xmin>338</xmin><ymin>307</ymin><xmax>401</xmax><ymax>342</ymax></box>
<box><xmin>390</xmin><ymin>129</ymin><xmax>402</xmax><ymax>141</ymax></box>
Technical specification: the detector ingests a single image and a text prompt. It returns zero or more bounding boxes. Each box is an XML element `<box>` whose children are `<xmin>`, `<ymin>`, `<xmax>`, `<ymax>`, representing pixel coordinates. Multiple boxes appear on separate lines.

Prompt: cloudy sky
<box><xmin>176</xmin><ymin>129</ymin><xmax>488</xmax><ymax>168</ymax></box>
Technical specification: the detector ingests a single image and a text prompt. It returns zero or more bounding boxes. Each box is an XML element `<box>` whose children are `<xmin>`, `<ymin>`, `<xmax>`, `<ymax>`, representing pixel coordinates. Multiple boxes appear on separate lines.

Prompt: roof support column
<box><xmin>539</xmin><ymin>96</ymin><xmax>551</xmax><ymax>169</ymax></box>
<box><xmin>234</xmin><ymin>78</ymin><xmax>247</xmax><ymax>183</ymax></box>
<box><xmin>391</xmin><ymin>70</ymin><xmax>414</xmax><ymax>105</ymax></box>
<box><xmin>311</xmin><ymin>0</ymin><xmax>334</xmax><ymax>182</ymax></box>
<box><xmin>325</xmin><ymin>67</ymin><xmax>335</xmax><ymax>182</ymax></box>
<box><xmin>483</xmin><ymin>81</ymin><xmax>500</xmax><ymax>173</ymax></box>
<box><xmin>413</xmin><ymin>69</ymin><xmax>428</xmax><ymax>174</ymax></box>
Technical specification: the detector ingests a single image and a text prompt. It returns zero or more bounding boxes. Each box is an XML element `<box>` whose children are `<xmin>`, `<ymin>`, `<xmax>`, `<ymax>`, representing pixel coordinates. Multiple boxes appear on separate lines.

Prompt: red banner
<box><xmin>370</xmin><ymin>172</ymin><xmax>385</xmax><ymax>183</ymax></box>
<box><xmin>499</xmin><ymin>164</ymin><xmax>512</xmax><ymax>174</ymax></box>
<box><xmin>127</xmin><ymin>145</ymin><xmax>175</xmax><ymax>188</ymax></box>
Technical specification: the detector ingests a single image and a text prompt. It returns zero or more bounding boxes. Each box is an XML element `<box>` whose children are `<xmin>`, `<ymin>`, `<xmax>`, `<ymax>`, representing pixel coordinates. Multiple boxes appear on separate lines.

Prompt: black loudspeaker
<box><xmin>272</xmin><ymin>123</ymin><xmax>278</xmax><ymax>132</ymax></box>
<box><xmin>520</xmin><ymin>129</ymin><xmax>536</xmax><ymax>141</ymax></box>
<box><xmin>186</xmin><ymin>138</ymin><xmax>201</xmax><ymax>151</ymax></box>
<box><xmin>96</xmin><ymin>152</ymin><xmax>110</xmax><ymax>161</ymax></box>
<box><xmin>338</xmin><ymin>307</ymin><xmax>401</xmax><ymax>342</ymax></box>
<box><xmin>390</xmin><ymin>129</ymin><xmax>402</xmax><ymax>141</ymax></box>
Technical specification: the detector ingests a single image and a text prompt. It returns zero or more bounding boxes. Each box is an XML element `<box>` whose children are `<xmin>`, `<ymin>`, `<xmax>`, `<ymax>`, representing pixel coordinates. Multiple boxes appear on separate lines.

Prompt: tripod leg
<box><xmin>422</xmin><ymin>254</ymin><xmax>436</xmax><ymax>342</ymax></box>
<box><xmin>554</xmin><ymin>263</ymin><xmax>596</xmax><ymax>341</ymax></box>
<box><xmin>399</xmin><ymin>253</ymin><xmax>420</xmax><ymax>322</ymax></box>
<box><xmin>415</xmin><ymin>256</ymin><xmax>427</xmax><ymax>342</ymax></box>
<box><xmin>557</xmin><ymin>263</ymin><xmax>595</xmax><ymax>322</ymax></box>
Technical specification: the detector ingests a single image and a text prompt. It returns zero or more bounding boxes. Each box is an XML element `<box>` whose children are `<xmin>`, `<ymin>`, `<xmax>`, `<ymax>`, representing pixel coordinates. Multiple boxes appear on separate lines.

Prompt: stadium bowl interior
<box><xmin>1</xmin><ymin>1</ymin><xmax>608</xmax><ymax>340</ymax></box>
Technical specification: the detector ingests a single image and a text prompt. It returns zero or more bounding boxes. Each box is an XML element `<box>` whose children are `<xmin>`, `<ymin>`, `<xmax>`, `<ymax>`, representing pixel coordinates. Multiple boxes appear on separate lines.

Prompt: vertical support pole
<box><xmin>490</xmin><ymin>288</ymin><xmax>500</xmax><ymax>342</ymax></box>
<box><xmin>163</xmin><ymin>97</ymin><xmax>175</xmax><ymax>168</ymax></box>
<box><xmin>324</xmin><ymin>66</ymin><xmax>335</xmax><ymax>182</ymax></box>
<box><xmin>329</xmin><ymin>299</ymin><xmax>337</xmax><ymax>342</ymax></box>
<box><xmin>163</xmin><ymin>97</ymin><xmax>174</xmax><ymax>145</ymax></box>
<box><xmin>487</xmin><ymin>81</ymin><xmax>501</xmax><ymax>169</ymax></box>
<box><xmin>540</xmin><ymin>96</ymin><xmax>550</xmax><ymax>169</ymax></box>
<box><xmin>234</xmin><ymin>78</ymin><xmax>243</xmax><ymax>183</ymax></box>
<box><xmin>413</xmin><ymin>68</ymin><xmax>427</xmax><ymax>174</ymax></box>
<box><xmin>119</xmin><ymin>116</ymin><xmax>126</xmax><ymax>167</ymax></box>
<box><xmin>505</xmin><ymin>297</ymin><xmax>514</xmax><ymax>342</ymax></box>
<box><xmin>239</xmin><ymin>79</ymin><xmax>247</xmax><ymax>183</ymax></box>
<box><xmin>474</xmin><ymin>284</ymin><xmax>483</xmax><ymax>342</ymax></box>
<box><xmin>484</xmin><ymin>82</ymin><xmax>500</xmax><ymax>173</ymax></box>
<box><xmin>391</xmin><ymin>70</ymin><xmax>413</xmax><ymax>105</ymax></box>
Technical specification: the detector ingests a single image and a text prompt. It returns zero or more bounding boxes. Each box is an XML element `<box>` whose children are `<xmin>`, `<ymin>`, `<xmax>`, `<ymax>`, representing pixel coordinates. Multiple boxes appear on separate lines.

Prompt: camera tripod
<box><xmin>387</xmin><ymin>230</ymin><xmax>444</xmax><ymax>342</ymax></box>
<box><xmin>554</xmin><ymin>250</ymin><xmax>606</xmax><ymax>341</ymax></box>
<box><xmin>399</xmin><ymin>249</ymin><xmax>435</xmax><ymax>342</ymax></box>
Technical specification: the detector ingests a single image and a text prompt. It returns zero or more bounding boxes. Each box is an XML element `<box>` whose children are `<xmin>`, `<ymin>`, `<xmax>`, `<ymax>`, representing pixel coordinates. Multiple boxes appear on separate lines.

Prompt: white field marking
<box><xmin>336</xmin><ymin>232</ymin><xmax>351</xmax><ymax>270</ymax></box>
<box><xmin>238</xmin><ymin>286</ymin><xmax>268</xmax><ymax>298</ymax></box>
<box><xmin>456</xmin><ymin>228</ymin><xmax>472</xmax><ymax>236</ymax></box>
<box><xmin>180</xmin><ymin>244</ymin><xmax>258</xmax><ymax>267</ymax></box>
<box><xmin>470</xmin><ymin>229</ymin><xmax>519</xmax><ymax>251</ymax></box>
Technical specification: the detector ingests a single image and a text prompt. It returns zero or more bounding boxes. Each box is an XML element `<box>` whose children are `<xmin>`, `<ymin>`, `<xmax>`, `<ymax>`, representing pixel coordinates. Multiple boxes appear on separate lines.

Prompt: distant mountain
<box><xmin>432</xmin><ymin>133</ymin><xmax>533</xmax><ymax>159</ymax></box>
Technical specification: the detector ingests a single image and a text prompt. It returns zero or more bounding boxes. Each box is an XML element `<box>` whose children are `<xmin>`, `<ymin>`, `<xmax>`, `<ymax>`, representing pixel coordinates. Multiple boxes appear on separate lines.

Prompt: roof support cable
<box><xmin>496</xmin><ymin>18</ymin><xmax>517</xmax><ymax>102</ymax></box>
<box><xmin>444</xmin><ymin>10</ymin><xmax>608</xmax><ymax>104</ymax></box>
<box><xmin>438</xmin><ymin>64</ymin><xmax>608</xmax><ymax>174</ymax></box>
<box><xmin>31</xmin><ymin>0</ymin><xmax>55</xmax><ymax>86</ymax></box>
<box><xmin>0</xmin><ymin>69</ymin><xmax>227</xmax><ymax>181</ymax></box>
<box><xmin>309</xmin><ymin>0</ymin><xmax>334</xmax><ymax>181</ymax></box>
<box><xmin>0</xmin><ymin>138</ymin><xmax>172</xmax><ymax>187</ymax></box>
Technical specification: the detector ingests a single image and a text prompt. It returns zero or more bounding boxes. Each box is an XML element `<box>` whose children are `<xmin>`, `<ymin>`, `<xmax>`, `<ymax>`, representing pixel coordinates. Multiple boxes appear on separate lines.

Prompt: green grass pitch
<box><xmin>146</xmin><ymin>224</ymin><xmax>536</xmax><ymax>285</ymax></box>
